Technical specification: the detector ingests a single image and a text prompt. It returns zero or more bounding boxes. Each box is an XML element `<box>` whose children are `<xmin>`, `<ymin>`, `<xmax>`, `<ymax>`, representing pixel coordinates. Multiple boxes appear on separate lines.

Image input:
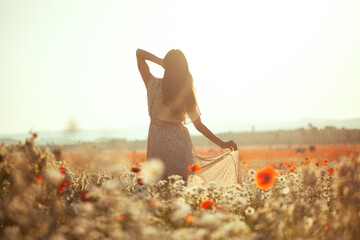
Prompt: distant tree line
<box><xmin>193</xmin><ymin>124</ymin><xmax>360</xmax><ymax>147</ymax></box>
<box><xmin>47</xmin><ymin>124</ymin><xmax>360</xmax><ymax>152</ymax></box>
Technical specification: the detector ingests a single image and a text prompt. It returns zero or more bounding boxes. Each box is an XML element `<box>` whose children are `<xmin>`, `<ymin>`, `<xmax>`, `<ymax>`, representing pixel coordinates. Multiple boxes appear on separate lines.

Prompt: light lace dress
<box><xmin>146</xmin><ymin>75</ymin><xmax>243</xmax><ymax>187</ymax></box>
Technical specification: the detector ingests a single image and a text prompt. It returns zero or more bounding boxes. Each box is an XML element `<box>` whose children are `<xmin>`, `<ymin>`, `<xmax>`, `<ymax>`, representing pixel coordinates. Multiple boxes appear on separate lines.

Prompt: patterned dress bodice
<box><xmin>146</xmin><ymin>75</ymin><xmax>200</xmax><ymax>124</ymax></box>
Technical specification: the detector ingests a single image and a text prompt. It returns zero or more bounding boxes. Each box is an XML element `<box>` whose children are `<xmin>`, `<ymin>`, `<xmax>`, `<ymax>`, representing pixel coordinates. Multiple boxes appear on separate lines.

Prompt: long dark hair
<box><xmin>162</xmin><ymin>49</ymin><xmax>197</xmax><ymax>118</ymax></box>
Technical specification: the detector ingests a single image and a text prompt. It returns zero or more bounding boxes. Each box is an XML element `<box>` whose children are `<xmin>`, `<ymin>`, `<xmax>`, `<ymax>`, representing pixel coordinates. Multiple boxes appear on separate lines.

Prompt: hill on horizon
<box><xmin>1</xmin><ymin>117</ymin><xmax>360</xmax><ymax>145</ymax></box>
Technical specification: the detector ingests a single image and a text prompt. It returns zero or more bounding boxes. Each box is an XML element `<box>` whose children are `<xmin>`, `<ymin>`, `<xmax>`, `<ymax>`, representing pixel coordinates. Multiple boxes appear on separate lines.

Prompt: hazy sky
<box><xmin>1</xmin><ymin>0</ymin><xmax>359</xmax><ymax>135</ymax></box>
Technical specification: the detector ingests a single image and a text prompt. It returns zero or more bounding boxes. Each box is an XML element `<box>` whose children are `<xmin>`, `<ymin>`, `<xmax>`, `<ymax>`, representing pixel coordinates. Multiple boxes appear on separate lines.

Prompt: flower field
<box><xmin>0</xmin><ymin>133</ymin><xmax>359</xmax><ymax>239</ymax></box>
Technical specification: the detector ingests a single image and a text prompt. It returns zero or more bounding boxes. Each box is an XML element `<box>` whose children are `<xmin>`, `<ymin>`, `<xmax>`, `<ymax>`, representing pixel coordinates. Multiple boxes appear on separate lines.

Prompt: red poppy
<box><xmin>315</xmin><ymin>162</ymin><xmax>320</xmax><ymax>167</ymax></box>
<box><xmin>58</xmin><ymin>180</ymin><xmax>64</xmax><ymax>193</ymax></box>
<box><xmin>131</xmin><ymin>166</ymin><xmax>141</xmax><ymax>173</ymax></box>
<box><xmin>186</xmin><ymin>214</ymin><xmax>194</xmax><ymax>223</ymax></box>
<box><xmin>284</xmin><ymin>162</ymin><xmax>289</xmax><ymax>168</ymax></box>
<box><xmin>255</xmin><ymin>165</ymin><xmax>276</xmax><ymax>191</ymax></box>
<box><xmin>80</xmin><ymin>191</ymin><xmax>88</xmax><ymax>201</ymax></box>
<box><xmin>57</xmin><ymin>178</ymin><xmax>71</xmax><ymax>193</ymax></box>
<box><xmin>188</xmin><ymin>165</ymin><xmax>201</xmax><ymax>172</ymax></box>
<box><xmin>63</xmin><ymin>179</ymin><xmax>71</xmax><ymax>187</ymax></box>
<box><xmin>328</xmin><ymin>168</ymin><xmax>335</xmax><ymax>176</ymax></box>
<box><xmin>80</xmin><ymin>191</ymin><xmax>96</xmax><ymax>203</ymax></box>
<box><xmin>36</xmin><ymin>173</ymin><xmax>43</xmax><ymax>183</ymax></box>
<box><xmin>137</xmin><ymin>177</ymin><xmax>144</xmax><ymax>185</ymax></box>
<box><xmin>147</xmin><ymin>199</ymin><xmax>159</xmax><ymax>208</ymax></box>
<box><xmin>321</xmin><ymin>159</ymin><xmax>329</xmax><ymax>166</ymax></box>
<box><xmin>200</xmin><ymin>200</ymin><xmax>214</xmax><ymax>210</ymax></box>
<box><xmin>60</xmin><ymin>166</ymin><xmax>66</xmax><ymax>176</ymax></box>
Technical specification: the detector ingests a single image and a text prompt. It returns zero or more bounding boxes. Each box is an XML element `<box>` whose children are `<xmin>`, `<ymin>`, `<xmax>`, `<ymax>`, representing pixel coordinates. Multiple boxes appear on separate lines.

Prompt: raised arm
<box><xmin>136</xmin><ymin>49</ymin><xmax>164</xmax><ymax>88</ymax></box>
<box><xmin>193</xmin><ymin>117</ymin><xmax>238</xmax><ymax>151</ymax></box>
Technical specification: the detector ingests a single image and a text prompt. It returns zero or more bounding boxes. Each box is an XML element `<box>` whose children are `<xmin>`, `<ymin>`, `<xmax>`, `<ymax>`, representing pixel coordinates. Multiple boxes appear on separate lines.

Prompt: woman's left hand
<box><xmin>222</xmin><ymin>140</ymin><xmax>238</xmax><ymax>151</ymax></box>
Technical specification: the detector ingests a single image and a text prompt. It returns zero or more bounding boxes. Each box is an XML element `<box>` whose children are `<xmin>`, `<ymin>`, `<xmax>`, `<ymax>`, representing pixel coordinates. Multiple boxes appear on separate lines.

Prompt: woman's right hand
<box><xmin>137</xmin><ymin>49</ymin><xmax>164</xmax><ymax>68</ymax></box>
<box><xmin>222</xmin><ymin>140</ymin><xmax>238</xmax><ymax>151</ymax></box>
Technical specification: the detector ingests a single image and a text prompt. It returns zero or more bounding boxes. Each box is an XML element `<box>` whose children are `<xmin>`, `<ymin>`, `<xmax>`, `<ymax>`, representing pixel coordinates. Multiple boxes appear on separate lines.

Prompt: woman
<box><xmin>136</xmin><ymin>48</ymin><xmax>242</xmax><ymax>186</ymax></box>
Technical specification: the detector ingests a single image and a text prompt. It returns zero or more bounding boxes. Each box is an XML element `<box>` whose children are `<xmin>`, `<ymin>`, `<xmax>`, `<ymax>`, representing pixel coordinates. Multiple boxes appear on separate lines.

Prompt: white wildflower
<box><xmin>134</xmin><ymin>185</ymin><xmax>146</xmax><ymax>197</ymax></box>
<box><xmin>43</xmin><ymin>168</ymin><xmax>62</xmax><ymax>184</ymax></box>
<box><xmin>281</xmin><ymin>187</ymin><xmax>290</xmax><ymax>195</ymax></box>
<box><xmin>197</xmin><ymin>186</ymin><xmax>206</xmax><ymax>194</ymax></box>
<box><xmin>233</xmin><ymin>196</ymin><xmax>247</xmax><ymax>207</ymax></box>
<box><xmin>278</xmin><ymin>176</ymin><xmax>286</xmax><ymax>184</ymax></box>
<box><xmin>245</xmin><ymin>206</ymin><xmax>255</xmax><ymax>216</ymax></box>
<box><xmin>248</xmin><ymin>169</ymin><xmax>256</xmax><ymax>177</ymax></box>
<box><xmin>190</xmin><ymin>186</ymin><xmax>198</xmax><ymax>194</ymax></box>
<box><xmin>168</xmin><ymin>175</ymin><xmax>183</xmax><ymax>181</ymax></box>
<box><xmin>185</xmin><ymin>188</ymin><xmax>192</xmax><ymax>196</ymax></box>
<box><xmin>171</xmin><ymin>201</ymin><xmax>191</xmax><ymax>222</ymax></box>
<box><xmin>173</xmin><ymin>179</ymin><xmax>185</xmax><ymax>188</ymax></box>
<box><xmin>142</xmin><ymin>158</ymin><xmax>165</xmax><ymax>185</ymax></box>
<box><xmin>177</xmin><ymin>197</ymin><xmax>185</xmax><ymax>204</ymax></box>
<box><xmin>205</xmin><ymin>181</ymin><xmax>217</xmax><ymax>189</ymax></box>
<box><xmin>157</xmin><ymin>179</ymin><xmax>167</xmax><ymax>187</ymax></box>
<box><xmin>289</xmin><ymin>173</ymin><xmax>297</xmax><ymax>178</ymax></box>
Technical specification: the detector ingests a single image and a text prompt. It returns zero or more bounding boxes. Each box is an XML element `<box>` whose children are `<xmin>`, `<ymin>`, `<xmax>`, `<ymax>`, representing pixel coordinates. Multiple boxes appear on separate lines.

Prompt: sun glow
<box><xmin>168</xmin><ymin>0</ymin><xmax>360</xmax><ymax>123</ymax></box>
<box><xmin>0</xmin><ymin>0</ymin><xmax>359</xmax><ymax>135</ymax></box>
